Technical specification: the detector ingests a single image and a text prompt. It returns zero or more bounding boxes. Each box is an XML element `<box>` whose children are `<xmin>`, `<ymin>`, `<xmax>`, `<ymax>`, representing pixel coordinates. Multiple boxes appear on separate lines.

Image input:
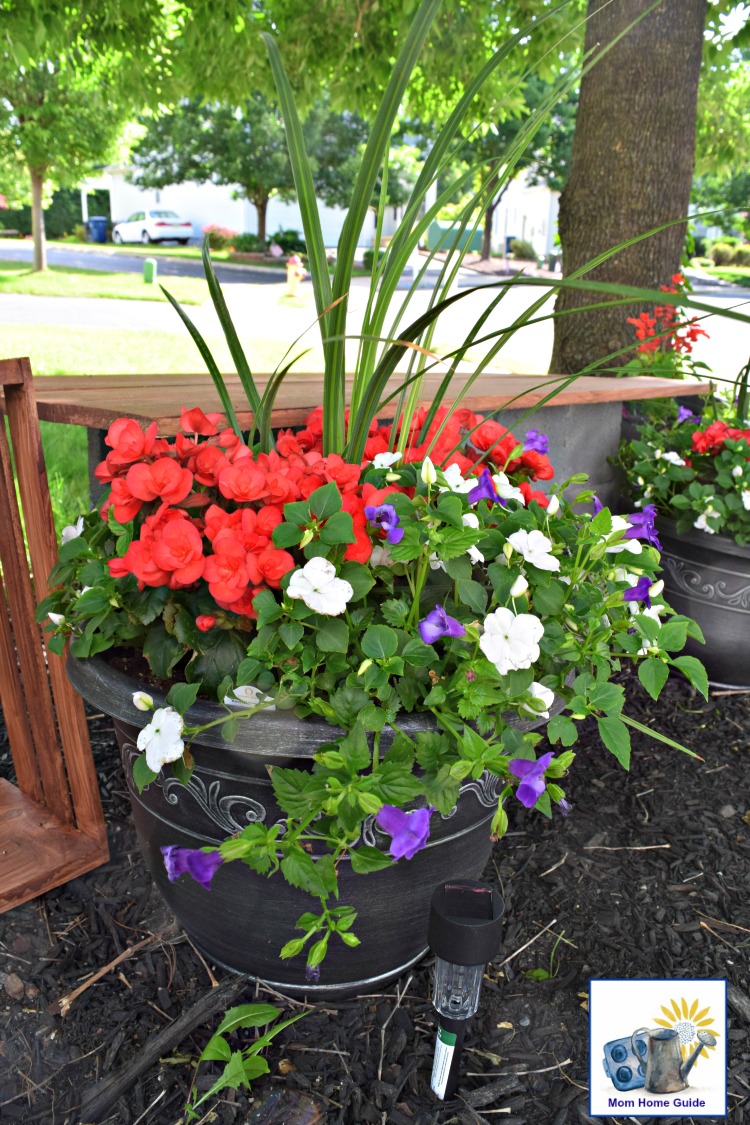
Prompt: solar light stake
<box><xmin>428</xmin><ymin>880</ymin><xmax>504</xmax><ymax>1100</ymax></box>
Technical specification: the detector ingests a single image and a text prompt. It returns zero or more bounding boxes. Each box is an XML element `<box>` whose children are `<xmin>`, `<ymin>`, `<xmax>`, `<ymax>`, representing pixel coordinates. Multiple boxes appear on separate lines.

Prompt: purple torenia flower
<box><xmin>524</xmin><ymin>429</ymin><xmax>549</xmax><ymax>455</ymax></box>
<box><xmin>161</xmin><ymin>845</ymin><xmax>223</xmax><ymax>891</ymax></box>
<box><xmin>622</xmin><ymin>575</ymin><xmax>652</xmax><ymax>608</ymax></box>
<box><xmin>364</xmin><ymin>503</ymin><xmax>404</xmax><ymax>545</ymax></box>
<box><xmin>376</xmin><ymin>805</ymin><xmax>435</xmax><ymax>860</ymax></box>
<box><xmin>677</xmin><ymin>405</ymin><xmax>697</xmax><ymax>424</ymax></box>
<box><xmin>305</xmin><ymin>964</ymin><xmax>321</xmax><ymax>984</ymax></box>
<box><xmin>508</xmin><ymin>751</ymin><xmax>554</xmax><ymax>809</ymax></box>
<box><xmin>468</xmin><ymin>468</ymin><xmax>501</xmax><ymax>506</ymax></box>
<box><xmin>419</xmin><ymin>604</ymin><xmax>466</xmax><ymax>644</ymax></box>
<box><xmin>557</xmin><ymin>798</ymin><xmax>572</xmax><ymax>817</ymax></box>
<box><xmin>624</xmin><ymin>504</ymin><xmax>661</xmax><ymax>549</ymax></box>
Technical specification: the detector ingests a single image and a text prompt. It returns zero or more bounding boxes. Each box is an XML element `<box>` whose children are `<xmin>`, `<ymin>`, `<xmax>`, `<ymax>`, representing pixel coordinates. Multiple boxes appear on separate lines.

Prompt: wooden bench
<box><xmin>32</xmin><ymin>371</ymin><xmax>710</xmax><ymax>507</ymax></box>
<box><xmin>0</xmin><ymin>358</ymin><xmax>108</xmax><ymax>912</ymax></box>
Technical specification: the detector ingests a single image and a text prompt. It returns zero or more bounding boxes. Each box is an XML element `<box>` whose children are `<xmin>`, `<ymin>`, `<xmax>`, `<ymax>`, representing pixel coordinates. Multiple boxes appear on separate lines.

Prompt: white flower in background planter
<box><xmin>523</xmin><ymin>681</ymin><xmax>556</xmax><ymax>719</ymax></box>
<box><xmin>438</xmin><ymin>464</ymin><xmax>475</xmax><ymax>494</ymax></box>
<box><xmin>224</xmin><ymin>684</ymin><xmax>276</xmax><ymax>711</ymax></box>
<box><xmin>693</xmin><ymin>505</ymin><xmax>720</xmax><ymax>534</ymax></box>
<box><xmin>492</xmin><ymin>471</ymin><xmax>526</xmax><ymax>505</ymax></box>
<box><xmin>370</xmin><ymin>544</ymin><xmax>395</xmax><ymax>567</ymax></box>
<box><xmin>60</xmin><ymin>516</ymin><xmax>84</xmax><ymax>544</ymax></box>
<box><xmin>132</xmin><ymin>691</ymin><xmax>154</xmax><ymax>711</ymax></box>
<box><xmin>742</xmin><ymin>490</ymin><xmax>750</xmax><ymax>511</ymax></box>
<box><xmin>372</xmin><ymin>451</ymin><xmax>402</xmax><ymax>469</ymax></box>
<box><xmin>507</xmin><ymin>529</ymin><xmax>560</xmax><ymax>571</ymax></box>
<box><xmin>287</xmin><ymin>556</ymin><xmax>354</xmax><ymax>615</ymax></box>
<box><xmin>137</xmin><ymin>706</ymin><xmax>185</xmax><ymax>772</ymax></box>
<box><xmin>462</xmin><ymin>511</ymin><xmax>485</xmax><ymax>565</ymax></box>
<box><xmin>655</xmin><ymin>449</ymin><xmax>686</xmax><ymax>466</ymax></box>
<box><xmin>479</xmin><ymin>607</ymin><xmax>544</xmax><ymax>675</ymax></box>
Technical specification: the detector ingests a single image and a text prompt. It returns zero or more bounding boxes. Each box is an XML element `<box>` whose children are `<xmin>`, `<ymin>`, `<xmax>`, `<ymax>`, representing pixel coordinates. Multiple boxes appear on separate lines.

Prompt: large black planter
<box><xmin>68</xmin><ymin>655</ymin><xmax>555</xmax><ymax>997</ymax></box>
<box><xmin>658</xmin><ymin>520</ymin><xmax>750</xmax><ymax>689</ymax></box>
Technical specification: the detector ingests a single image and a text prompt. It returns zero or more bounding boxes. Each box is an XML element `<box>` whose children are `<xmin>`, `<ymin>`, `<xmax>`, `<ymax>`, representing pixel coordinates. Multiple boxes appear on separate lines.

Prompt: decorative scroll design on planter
<box><xmin>360</xmin><ymin>771</ymin><xmax>500</xmax><ymax>846</ymax></box>
<box><xmin>663</xmin><ymin>556</ymin><xmax>750</xmax><ymax>613</ymax></box>
<box><xmin>122</xmin><ymin>741</ymin><xmax>267</xmax><ymax>833</ymax></box>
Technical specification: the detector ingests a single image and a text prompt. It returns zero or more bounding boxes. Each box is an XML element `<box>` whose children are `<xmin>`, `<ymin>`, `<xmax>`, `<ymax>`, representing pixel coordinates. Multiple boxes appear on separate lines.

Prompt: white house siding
<box><xmin>492</xmin><ymin>173</ymin><xmax>560</xmax><ymax>258</ymax></box>
<box><xmin>97</xmin><ymin>167</ymin><xmax>375</xmax><ymax>248</ymax></box>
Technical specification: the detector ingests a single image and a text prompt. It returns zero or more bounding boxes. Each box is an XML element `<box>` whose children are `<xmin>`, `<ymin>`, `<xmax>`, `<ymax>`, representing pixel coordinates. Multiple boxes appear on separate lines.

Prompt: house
<box><xmin>85</xmin><ymin>166</ymin><xmax>375</xmax><ymax>248</ymax></box>
<box><xmin>491</xmin><ymin>172</ymin><xmax>560</xmax><ymax>259</ymax></box>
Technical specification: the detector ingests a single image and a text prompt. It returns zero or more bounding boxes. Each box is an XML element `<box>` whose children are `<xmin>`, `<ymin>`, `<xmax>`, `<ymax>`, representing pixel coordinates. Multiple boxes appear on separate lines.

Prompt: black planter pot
<box><xmin>68</xmin><ymin>655</ymin><xmax>557</xmax><ymax>997</ymax></box>
<box><xmin>658</xmin><ymin>519</ymin><xmax>750</xmax><ymax>689</ymax></box>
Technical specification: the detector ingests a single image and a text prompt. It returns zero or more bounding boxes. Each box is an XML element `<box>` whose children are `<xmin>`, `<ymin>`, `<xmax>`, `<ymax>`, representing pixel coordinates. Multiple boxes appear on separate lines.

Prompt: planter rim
<box><xmin>658</xmin><ymin>517</ymin><xmax>750</xmax><ymax>562</ymax></box>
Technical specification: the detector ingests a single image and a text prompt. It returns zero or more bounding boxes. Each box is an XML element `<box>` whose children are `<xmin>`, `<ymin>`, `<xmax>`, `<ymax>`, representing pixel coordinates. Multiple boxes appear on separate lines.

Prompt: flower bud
<box><xmin>48</xmin><ymin>612</ymin><xmax>65</xmax><ymax>626</ymax></box>
<box><xmin>357</xmin><ymin>658</ymin><xmax>373</xmax><ymax>676</ymax></box>
<box><xmin>299</xmin><ymin>528</ymin><xmax>315</xmax><ymax>548</ymax></box>
<box><xmin>648</xmin><ymin>579</ymin><xmax>664</xmax><ymax>597</ymax></box>
<box><xmin>546</xmin><ymin>494</ymin><xmax>560</xmax><ymax>516</ymax></box>
<box><xmin>732</xmin><ymin>465</ymin><xmax>743</xmax><ymax>478</ymax></box>
<box><xmin>132</xmin><ymin>691</ymin><xmax>154</xmax><ymax>712</ymax></box>
<box><xmin>503</xmin><ymin>542</ymin><xmax>514</xmax><ymax>562</ymax></box>
<box><xmin>510</xmin><ymin>575</ymin><xmax>529</xmax><ymax>597</ymax></box>
<box><xmin>420</xmin><ymin>456</ymin><xmax>437</xmax><ymax>485</ymax></box>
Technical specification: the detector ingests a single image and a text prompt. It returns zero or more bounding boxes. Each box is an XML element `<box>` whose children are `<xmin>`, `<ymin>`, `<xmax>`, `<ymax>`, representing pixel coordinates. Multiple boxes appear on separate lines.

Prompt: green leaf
<box><xmin>283</xmin><ymin>500</ymin><xmax>311</xmax><ymax>527</ymax></box>
<box><xmin>380</xmin><ymin>599</ymin><xmax>410</xmax><ymax>627</ymax></box>
<box><xmin>73</xmin><ymin>587</ymin><xmax>111</xmax><ymax>617</ymax></box>
<box><xmin>456</xmin><ymin>578</ymin><xmax>488</xmax><ymax>615</ymax></box>
<box><xmin>401</xmin><ymin>638</ymin><xmax>438</xmax><ymax>667</ymax></box>
<box><xmin>658</xmin><ymin>619</ymin><xmax>688</xmax><ymax>652</ymax></box>
<box><xmin>309</xmin><ymin>482</ymin><xmax>342</xmax><ymax>520</ymax></box>
<box><xmin>273</xmin><ymin>522</ymin><xmax>304</xmax><ymax>548</ymax></box>
<box><xmin>316</xmin><ymin>617</ymin><xmax>349</xmax><ymax>653</ymax></box>
<box><xmin>531</xmin><ymin>580</ymin><xmax>567</xmax><ymax>615</ymax></box>
<box><xmin>166</xmin><ymin>681</ymin><xmax>200</xmax><ymax>715</ymax></box>
<box><xmin>338</xmin><ymin>724</ymin><xmax>371</xmax><ymax>771</ymax></box>
<box><xmin>590</xmin><ymin>506</ymin><xmax>613</xmax><ymax>535</ymax></box>
<box><xmin>597</xmin><ymin>716</ymin><xmax>631</xmax><ymax>769</ymax></box>
<box><xmin>186</xmin><ymin>630</ymin><xmax>248</xmax><ymax>694</ymax></box>
<box><xmin>143</xmin><ymin>623</ymin><xmax>184</xmax><ymax>681</ymax></box>
<box><xmin>638</xmin><ymin>658</ymin><xmax>669</xmax><ymax>701</ymax></box>
<box><xmin>133</xmin><ymin>754</ymin><xmax>157</xmax><ymax>793</ymax></box>
<box><xmin>330</xmin><ymin>683</ymin><xmax>369</xmax><ymax>726</ymax></box>
<box><xmin>350</xmin><ymin>846</ymin><xmax>393</xmax><ymax>873</ymax></box>
<box><xmin>198</xmin><ymin>1033</ymin><xmax>232</xmax><ymax>1064</ymax></box>
<box><xmin>216</xmin><ymin>1004</ymin><xmax>281</xmax><ymax>1035</ymax></box>
<box><xmin>221</xmin><ymin>716</ymin><xmax>240</xmax><ymax>742</ymax></box>
<box><xmin>280</xmin><ymin>937</ymin><xmax>308</xmax><ymax>960</ymax></box>
<box><xmin>281</xmin><ymin>850</ymin><xmax>337</xmax><ymax>897</ymax></box>
<box><xmin>320</xmin><ymin>510</ymin><xmax>355</xmax><ymax>545</ymax></box>
<box><xmin>547</xmin><ymin>715</ymin><xmax>578</xmax><ymax>747</ymax></box>
<box><xmin>361</xmin><ymin>624</ymin><xmax>398</xmax><ymax>659</ymax></box>
<box><xmin>671</xmin><ymin>655</ymin><xmax>708</xmax><ymax>699</ymax></box>
<box><xmin>279</xmin><ymin>621</ymin><xmax>304</xmax><ymax>649</ymax></box>
<box><xmin>359</xmin><ymin>703</ymin><xmax>386</xmax><ymax>731</ymax></box>
<box><xmin>339</xmin><ymin>561</ymin><xmax>375</xmax><ymax>600</ymax></box>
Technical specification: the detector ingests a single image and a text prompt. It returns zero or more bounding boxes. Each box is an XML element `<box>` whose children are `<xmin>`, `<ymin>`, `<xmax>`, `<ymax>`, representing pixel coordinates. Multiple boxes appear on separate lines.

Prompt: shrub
<box><xmin>232</xmin><ymin>232</ymin><xmax>266</xmax><ymax>253</ymax></box>
<box><xmin>269</xmin><ymin>227</ymin><xmax>306</xmax><ymax>254</ymax></box>
<box><xmin>510</xmin><ymin>237</ymin><xmax>536</xmax><ymax>261</ymax></box>
<box><xmin>731</xmin><ymin>244</ymin><xmax>750</xmax><ymax>267</ymax></box>
<box><xmin>202</xmin><ymin>225</ymin><xmax>238</xmax><ymax>250</ymax></box>
<box><xmin>708</xmin><ymin>242</ymin><xmax>735</xmax><ymax>266</ymax></box>
<box><xmin>362</xmin><ymin>247</ymin><xmax>387</xmax><ymax>272</ymax></box>
<box><xmin>690</xmin><ymin>256</ymin><xmax>714</xmax><ymax>269</ymax></box>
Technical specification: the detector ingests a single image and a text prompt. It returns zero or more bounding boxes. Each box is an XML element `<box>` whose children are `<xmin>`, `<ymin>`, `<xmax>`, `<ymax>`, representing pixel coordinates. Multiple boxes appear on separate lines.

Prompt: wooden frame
<box><xmin>0</xmin><ymin>357</ymin><xmax>108</xmax><ymax>912</ymax></box>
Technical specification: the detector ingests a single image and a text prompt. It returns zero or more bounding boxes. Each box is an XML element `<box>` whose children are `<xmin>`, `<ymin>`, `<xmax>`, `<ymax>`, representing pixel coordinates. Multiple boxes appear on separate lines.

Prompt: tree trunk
<box><xmin>549</xmin><ymin>0</ymin><xmax>707</xmax><ymax>375</ymax></box>
<box><xmin>30</xmin><ymin>168</ymin><xmax>47</xmax><ymax>273</ymax></box>
<box><xmin>481</xmin><ymin>177</ymin><xmax>507</xmax><ymax>261</ymax></box>
<box><xmin>254</xmin><ymin>196</ymin><xmax>269</xmax><ymax>245</ymax></box>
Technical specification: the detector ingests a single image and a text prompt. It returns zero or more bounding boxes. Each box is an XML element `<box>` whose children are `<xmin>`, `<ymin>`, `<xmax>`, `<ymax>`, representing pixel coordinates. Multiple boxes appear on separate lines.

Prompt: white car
<box><xmin>112</xmin><ymin>209</ymin><xmax>194</xmax><ymax>245</ymax></box>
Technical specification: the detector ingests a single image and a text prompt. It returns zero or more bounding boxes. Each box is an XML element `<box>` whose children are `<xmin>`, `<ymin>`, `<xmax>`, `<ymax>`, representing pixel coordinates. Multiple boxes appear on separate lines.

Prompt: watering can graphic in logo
<box><xmin>602</xmin><ymin>996</ymin><xmax>719</xmax><ymax>1094</ymax></box>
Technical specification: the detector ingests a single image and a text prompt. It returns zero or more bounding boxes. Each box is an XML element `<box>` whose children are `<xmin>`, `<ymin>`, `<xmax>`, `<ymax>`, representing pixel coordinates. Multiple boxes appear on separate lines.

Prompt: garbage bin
<box><xmin>88</xmin><ymin>216</ymin><xmax>108</xmax><ymax>244</ymax></box>
<box><xmin>505</xmin><ymin>235</ymin><xmax>518</xmax><ymax>255</ymax></box>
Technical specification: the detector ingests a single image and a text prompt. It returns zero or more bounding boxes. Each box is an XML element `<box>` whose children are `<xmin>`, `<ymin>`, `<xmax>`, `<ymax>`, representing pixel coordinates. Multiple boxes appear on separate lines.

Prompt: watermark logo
<box><xmin>589</xmin><ymin>979</ymin><xmax>727</xmax><ymax>1118</ymax></box>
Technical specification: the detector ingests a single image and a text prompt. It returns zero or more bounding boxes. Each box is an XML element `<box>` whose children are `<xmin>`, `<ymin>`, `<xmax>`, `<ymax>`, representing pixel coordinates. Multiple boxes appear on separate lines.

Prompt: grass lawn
<box><xmin>700</xmin><ymin>266</ymin><xmax>750</xmax><ymax>288</ymax></box>
<box><xmin>43</xmin><ymin>240</ymin><xmax>232</xmax><ymax>263</ymax></box>
<box><xmin>0</xmin><ymin>259</ymin><xmax>209</xmax><ymax>303</ymax></box>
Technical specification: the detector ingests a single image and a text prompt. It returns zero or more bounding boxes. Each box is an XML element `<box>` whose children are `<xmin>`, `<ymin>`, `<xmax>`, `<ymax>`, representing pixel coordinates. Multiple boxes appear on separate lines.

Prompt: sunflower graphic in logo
<box><xmin>653</xmin><ymin>997</ymin><xmax>720</xmax><ymax>1066</ymax></box>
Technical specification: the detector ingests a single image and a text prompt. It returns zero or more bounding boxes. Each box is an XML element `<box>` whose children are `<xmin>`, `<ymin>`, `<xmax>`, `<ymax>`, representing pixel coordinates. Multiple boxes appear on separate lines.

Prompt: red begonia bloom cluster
<box><xmin>691</xmin><ymin>420</ymin><xmax>750</xmax><ymax>456</ymax></box>
<box><xmin>96</xmin><ymin>403</ymin><xmax>554</xmax><ymax>621</ymax></box>
<box><xmin>627</xmin><ymin>274</ymin><xmax>708</xmax><ymax>356</ymax></box>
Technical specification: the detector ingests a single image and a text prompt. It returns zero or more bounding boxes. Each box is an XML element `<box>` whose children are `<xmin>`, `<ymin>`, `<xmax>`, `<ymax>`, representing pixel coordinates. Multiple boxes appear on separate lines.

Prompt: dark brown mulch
<box><xmin>1</xmin><ymin>669</ymin><xmax>749</xmax><ymax>1125</ymax></box>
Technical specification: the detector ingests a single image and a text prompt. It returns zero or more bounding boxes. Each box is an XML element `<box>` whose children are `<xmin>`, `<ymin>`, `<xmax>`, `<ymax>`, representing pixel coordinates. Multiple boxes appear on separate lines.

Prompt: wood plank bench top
<box><xmin>32</xmin><ymin>372</ymin><xmax>710</xmax><ymax>435</ymax></box>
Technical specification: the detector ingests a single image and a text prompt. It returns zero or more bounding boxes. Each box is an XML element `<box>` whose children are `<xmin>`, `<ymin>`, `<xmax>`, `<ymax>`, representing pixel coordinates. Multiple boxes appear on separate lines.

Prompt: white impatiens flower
<box><xmin>371</xmin><ymin>451</ymin><xmax>402</xmax><ymax>470</ymax></box>
<box><xmin>479</xmin><ymin>608</ymin><xmax>544</xmax><ymax>676</ymax></box>
<box><xmin>48</xmin><ymin>612</ymin><xmax>65</xmax><ymax>626</ymax></box>
<box><xmin>546</xmin><ymin>494</ymin><xmax>560</xmax><ymax>516</ymax></box>
<box><xmin>510</xmin><ymin>574</ymin><xmax>529</xmax><ymax>597</ymax></box>
<box><xmin>462</xmin><ymin>511</ymin><xmax>485</xmax><ymax>565</ymax></box>
<box><xmin>657</xmin><ymin>450</ymin><xmax>686</xmax><ymax>466</ymax></box>
<box><xmin>132</xmin><ymin>691</ymin><xmax>154</xmax><ymax>712</ymax></box>
<box><xmin>438</xmin><ymin>463</ymin><xmax>475</xmax><ymax>494</ymax></box>
<box><xmin>506</xmin><ymin>529</ymin><xmax>560</xmax><ymax>572</ymax></box>
<box><xmin>523</xmin><ymin>681</ymin><xmax>556</xmax><ymax>719</ymax></box>
<box><xmin>371</xmin><ymin>544</ymin><xmax>395</xmax><ymax>568</ymax></box>
<box><xmin>693</xmin><ymin>510</ymin><xmax>718</xmax><ymax>534</ymax></box>
<box><xmin>492</xmin><ymin>471</ymin><xmax>525</xmax><ymax>505</ymax></box>
<box><xmin>60</xmin><ymin>516</ymin><xmax>84</xmax><ymax>544</ymax></box>
<box><xmin>137</xmin><ymin>706</ymin><xmax>185</xmax><ymax>773</ymax></box>
<box><xmin>287</xmin><ymin>556</ymin><xmax>354</xmax><ymax>616</ymax></box>
<box><xmin>732</xmin><ymin>465</ymin><xmax>744</xmax><ymax>479</ymax></box>
<box><xmin>224</xmin><ymin>684</ymin><xmax>275</xmax><ymax>711</ymax></box>
<box><xmin>420</xmin><ymin>456</ymin><xmax>437</xmax><ymax>485</ymax></box>
<box><xmin>604</xmin><ymin>515</ymin><xmax>643</xmax><ymax>555</ymax></box>
<box><xmin>742</xmin><ymin>490</ymin><xmax>750</xmax><ymax>511</ymax></box>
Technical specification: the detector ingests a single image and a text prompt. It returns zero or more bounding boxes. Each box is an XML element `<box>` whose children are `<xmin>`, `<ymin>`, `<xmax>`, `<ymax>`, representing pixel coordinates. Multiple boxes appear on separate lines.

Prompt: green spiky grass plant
<box><xmin>161</xmin><ymin>0</ymin><xmax>750</xmax><ymax>462</ymax></box>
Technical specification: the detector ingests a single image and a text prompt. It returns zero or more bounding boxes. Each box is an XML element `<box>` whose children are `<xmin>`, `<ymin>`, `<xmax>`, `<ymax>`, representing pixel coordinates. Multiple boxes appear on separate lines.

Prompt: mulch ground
<box><xmin>1</xmin><ymin>667</ymin><xmax>749</xmax><ymax>1125</ymax></box>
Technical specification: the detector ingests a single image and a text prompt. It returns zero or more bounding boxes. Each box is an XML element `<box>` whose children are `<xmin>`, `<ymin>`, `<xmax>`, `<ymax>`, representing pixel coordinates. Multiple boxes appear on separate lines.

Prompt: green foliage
<box><xmin>510</xmin><ymin>238</ymin><xmax>537</xmax><ymax>261</ymax></box>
